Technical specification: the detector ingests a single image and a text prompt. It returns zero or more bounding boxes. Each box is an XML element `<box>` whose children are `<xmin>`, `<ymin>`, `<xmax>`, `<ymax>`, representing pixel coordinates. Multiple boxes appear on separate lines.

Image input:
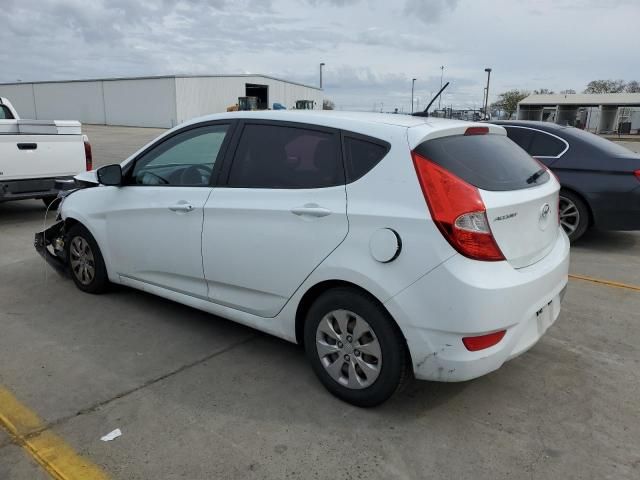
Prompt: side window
<box><xmin>529</xmin><ymin>131</ymin><xmax>566</xmax><ymax>157</ymax></box>
<box><xmin>228</xmin><ymin>124</ymin><xmax>343</xmax><ymax>188</ymax></box>
<box><xmin>343</xmin><ymin>136</ymin><xmax>389</xmax><ymax>183</ymax></box>
<box><xmin>0</xmin><ymin>105</ymin><xmax>14</xmax><ymax>120</ymax></box>
<box><xmin>505</xmin><ymin>127</ymin><xmax>533</xmax><ymax>152</ymax></box>
<box><xmin>130</xmin><ymin>124</ymin><xmax>229</xmax><ymax>186</ymax></box>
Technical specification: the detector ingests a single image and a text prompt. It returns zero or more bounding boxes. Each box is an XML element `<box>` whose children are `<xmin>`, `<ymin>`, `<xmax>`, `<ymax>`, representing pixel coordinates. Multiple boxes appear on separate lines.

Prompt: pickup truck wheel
<box><xmin>66</xmin><ymin>224</ymin><xmax>109</xmax><ymax>294</ymax></box>
<box><xmin>304</xmin><ymin>287</ymin><xmax>410</xmax><ymax>407</ymax></box>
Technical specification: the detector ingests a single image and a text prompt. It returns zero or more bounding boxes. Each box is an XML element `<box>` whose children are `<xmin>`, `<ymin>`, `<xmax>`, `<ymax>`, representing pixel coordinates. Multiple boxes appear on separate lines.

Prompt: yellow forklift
<box><xmin>227</xmin><ymin>96</ymin><xmax>259</xmax><ymax>112</ymax></box>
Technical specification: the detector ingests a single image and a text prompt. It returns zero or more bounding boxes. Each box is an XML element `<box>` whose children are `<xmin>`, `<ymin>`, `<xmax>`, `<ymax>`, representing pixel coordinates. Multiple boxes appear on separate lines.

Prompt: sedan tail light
<box><xmin>634</xmin><ymin>169</ymin><xmax>640</xmax><ymax>182</ymax></box>
<box><xmin>411</xmin><ymin>151</ymin><xmax>505</xmax><ymax>261</ymax></box>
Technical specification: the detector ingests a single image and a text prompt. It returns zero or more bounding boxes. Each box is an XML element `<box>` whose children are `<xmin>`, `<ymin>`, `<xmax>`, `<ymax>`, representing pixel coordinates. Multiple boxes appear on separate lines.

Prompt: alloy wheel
<box><xmin>69</xmin><ymin>236</ymin><xmax>95</xmax><ymax>286</ymax></box>
<box><xmin>315</xmin><ymin>309</ymin><xmax>382</xmax><ymax>389</ymax></box>
<box><xmin>559</xmin><ymin>195</ymin><xmax>580</xmax><ymax>237</ymax></box>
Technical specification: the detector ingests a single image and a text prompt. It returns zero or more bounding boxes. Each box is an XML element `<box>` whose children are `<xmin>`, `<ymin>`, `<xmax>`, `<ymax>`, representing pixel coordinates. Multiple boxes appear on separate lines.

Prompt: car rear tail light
<box><xmin>462</xmin><ymin>330</ymin><xmax>506</xmax><ymax>351</ymax></box>
<box><xmin>464</xmin><ymin>126</ymin><xmax>489</xmax><ymax>136</ymax></box>
<box><xmin>83</xmin><ymin>135</ymin><xmax>93</xmax><ymax>171</ymax></box>
<box><xmin>411</xmin><ymin>151</ymin><xmax>505</xmax><ymax>261</ymax></box>
<box><xmin>634</xmin><ymin>169</ymin><xmax>640</xmax><ymax>182</ymax></box>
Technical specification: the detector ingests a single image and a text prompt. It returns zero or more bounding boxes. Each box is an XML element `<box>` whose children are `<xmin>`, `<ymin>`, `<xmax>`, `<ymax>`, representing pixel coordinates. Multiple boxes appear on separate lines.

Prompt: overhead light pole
<box><xmin>411</xmin><ymin>78</ymin><xmax>417</xmax><ymax>114</ymax></box>
<box><xmin>439</xmin><ymin>66</ymin><xmax>444</xmax><ymax>110</ymax></box>
<box><xmin>484</xmin><ymin>67</ymin><xmax>492</xmax><ymax>119</ymax></box>
<box><xmin>320</xmin><ymin>63</ymin><xmax>325</xmax><ymax>89</ymax></box>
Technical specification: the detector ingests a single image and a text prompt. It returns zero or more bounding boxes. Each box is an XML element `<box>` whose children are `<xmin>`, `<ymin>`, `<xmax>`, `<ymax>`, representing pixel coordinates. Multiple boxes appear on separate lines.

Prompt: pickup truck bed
<box><xmin>0</xmin><ymin>98</ymin><xmax>90</xmax><ymax>204</ymax></box>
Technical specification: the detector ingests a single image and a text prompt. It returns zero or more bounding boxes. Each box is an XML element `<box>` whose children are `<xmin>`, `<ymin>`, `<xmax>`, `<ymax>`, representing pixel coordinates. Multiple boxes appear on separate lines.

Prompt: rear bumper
<box><xmin>0</xmin><ymin>177</ymin><xmax>75</xmax><ymax>202</ymax></box>
<box><xmin>385</xmin><ymin>228</ymin><xmax>570</xmax><ymax>382</ymax></box>
<box><xmin>591</xmin><ymin>186</ymin><xmax>640</xmax><ymax>231</ymax></box>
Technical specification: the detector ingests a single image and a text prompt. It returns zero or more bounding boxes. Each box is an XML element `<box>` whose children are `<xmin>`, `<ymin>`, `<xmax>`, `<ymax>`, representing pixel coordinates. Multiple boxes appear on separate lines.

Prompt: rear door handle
<box><xmin>168</xmin><ymin>203</ymin><xmax>195</xmax><ymax>213</ymax></box>
<box><xmin>290</xmin><ymin>204</ymin><xmax>332</xmax><ymax>217</ymax></box>
<box><xmin>17</xmin><ymin>143</ymin><xmax>37</xmax><ymax>150</ymax></box>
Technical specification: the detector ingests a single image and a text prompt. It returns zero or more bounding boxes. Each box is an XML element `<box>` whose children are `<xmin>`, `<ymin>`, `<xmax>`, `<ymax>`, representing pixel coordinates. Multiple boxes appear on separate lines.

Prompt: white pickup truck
<box><xmin>0</xmin><ymin>97</ymin><xmax>91</xmax><ymax>206</ymax></box>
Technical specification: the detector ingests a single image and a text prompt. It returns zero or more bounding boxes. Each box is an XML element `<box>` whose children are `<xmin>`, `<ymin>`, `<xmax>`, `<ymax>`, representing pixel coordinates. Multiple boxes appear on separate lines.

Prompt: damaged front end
<box><xmin>34</xmin><ymin>221</ymin><xmax>69</xmax><ymax>276</ymax></box>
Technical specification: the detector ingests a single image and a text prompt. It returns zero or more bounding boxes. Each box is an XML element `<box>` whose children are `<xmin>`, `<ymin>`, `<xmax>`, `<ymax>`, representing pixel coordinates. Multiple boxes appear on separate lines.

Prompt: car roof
<box><xmin>182</xmin><ymin>110</ymin><xmax>478</xmax><ymax>132</ymax></box>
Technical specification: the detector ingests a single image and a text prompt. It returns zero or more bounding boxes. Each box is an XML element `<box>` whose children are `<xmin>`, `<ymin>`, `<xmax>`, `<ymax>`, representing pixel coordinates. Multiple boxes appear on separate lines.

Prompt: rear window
<box><xmin>562</xmin><ymin>127</ymin><xmax>636</xmax><ymax>156</ymax></box>
<box><xmin>414</xmin><ymin>133</ymin><xmax>549</xmax><ymax>191</ymax></box>
<box><xmin>529</xmin><ymin>131</ymin><xmax>566</xmax><ymax>157</ymax></box>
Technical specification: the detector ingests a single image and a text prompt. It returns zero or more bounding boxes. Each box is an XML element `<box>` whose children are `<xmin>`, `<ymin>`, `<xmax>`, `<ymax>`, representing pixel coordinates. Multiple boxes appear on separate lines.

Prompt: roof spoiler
<box><xmin>413</xmin><ymin>82</ymin><xmax>449</xmax><ymax>118</ymax></box>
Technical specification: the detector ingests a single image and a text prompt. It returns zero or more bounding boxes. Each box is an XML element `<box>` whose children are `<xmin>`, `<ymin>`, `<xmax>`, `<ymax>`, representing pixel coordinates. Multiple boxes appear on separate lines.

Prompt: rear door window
<box><xmin>343</xmin><ymin>135</ymin><xmax>390</xmax><ymax>182</ymax></box>
<box><xmin>504</xmin><ymin>127</ymin><xmax>533</xmax><ymax>152</ymax></box>
<box><xmin>529</xmin><ymin>131</ymin><xmax>566</xmax><ymax>157</ymax></box>
<box><xmin>228</xmin><ymin>124</ymin><xmax>343</xmax><ymax>188</ymax></box>
<box><xmin>415</xmin><ymin>133</ymin><xmax>549</xmax><ymax>191</ymax></box>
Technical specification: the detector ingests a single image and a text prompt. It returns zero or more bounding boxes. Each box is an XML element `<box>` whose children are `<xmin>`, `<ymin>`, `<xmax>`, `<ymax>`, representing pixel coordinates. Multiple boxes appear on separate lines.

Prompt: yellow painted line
<box><xmin>569</xmin><ymin>273</ymin><xmax>640</xmax><ymax>292</ymax></box>
<box><xmin>0</xmin><ymin>387</ymin><xmax>109</xmax><ymax>480</ymax></box>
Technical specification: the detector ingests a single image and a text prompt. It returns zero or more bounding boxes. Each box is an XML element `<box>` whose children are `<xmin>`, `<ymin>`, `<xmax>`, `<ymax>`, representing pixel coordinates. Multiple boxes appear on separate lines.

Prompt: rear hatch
<box><xmin>412</xmin><ymin>125</ymin><xmax>559</xmax><ymax>268</ymax></box>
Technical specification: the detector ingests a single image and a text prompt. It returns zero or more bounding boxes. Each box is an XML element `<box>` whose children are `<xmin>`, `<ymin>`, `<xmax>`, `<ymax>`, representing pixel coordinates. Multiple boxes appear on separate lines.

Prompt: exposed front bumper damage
<box><xmin>34</xmin><ymin>221</ymin><xmax>68</xmax><ymax>276</ymax></box>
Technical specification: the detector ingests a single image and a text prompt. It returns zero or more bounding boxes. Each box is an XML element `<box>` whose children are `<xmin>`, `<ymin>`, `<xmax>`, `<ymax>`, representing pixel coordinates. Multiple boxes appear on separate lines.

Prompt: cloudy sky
<box><xmin>1</xmin><ymin>0</ymin><xmax>638</xmax><ymax>111</ymax></box>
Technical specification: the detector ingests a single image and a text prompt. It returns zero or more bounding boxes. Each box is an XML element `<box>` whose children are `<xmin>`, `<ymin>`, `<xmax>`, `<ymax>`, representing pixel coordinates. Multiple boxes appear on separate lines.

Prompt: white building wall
<box><xmin>175</xmin><ymin>76</ymin><xmax>323</xmax><ymax>124</ymax></box>
<box><xmin>0</xmin><ymin>83</ymin><xmax>37</xmax><ymax>118</ymax></box>
<box><xmin>1</xmin><ymin>76</ymin><xmax>322</xmax><ymax>127</ymax></box>
<box><xmin>103</xmin><ymin>78</ymin><xmax>176</xmax><ymax>128</ymax></box>
<box><xmin>33</xmin><ymin>81</ymin><xmax>106</xmax><ymax>124</ymax></box>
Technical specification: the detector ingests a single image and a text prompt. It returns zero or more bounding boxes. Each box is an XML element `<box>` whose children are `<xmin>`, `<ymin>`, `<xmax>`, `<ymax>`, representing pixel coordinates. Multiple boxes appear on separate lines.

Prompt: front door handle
<box><xmin>290</xmin><ymin>203</ymin><xmax>332</xmax><ymax>218</ymax></box>
<box><xmin>17</xmin><ymin>143</ymin><xmax>37</xmax><ymax>150</ymax></box>
<box><xmin>168</xmin><ymin>202</ymin><xmax>194</xmax><ymax>213</ymax></box>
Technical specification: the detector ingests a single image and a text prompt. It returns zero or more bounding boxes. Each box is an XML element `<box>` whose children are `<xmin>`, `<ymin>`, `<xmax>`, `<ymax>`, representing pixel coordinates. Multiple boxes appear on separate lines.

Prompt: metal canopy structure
<box><xmin>517</xmin><ymin>93</ymin><xmax>640</xmax><ymax>134</ymax></box>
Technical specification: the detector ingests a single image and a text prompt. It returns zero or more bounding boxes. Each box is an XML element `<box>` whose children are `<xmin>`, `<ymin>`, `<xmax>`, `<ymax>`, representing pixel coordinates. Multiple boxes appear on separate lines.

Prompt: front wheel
<box><xmin>66</xmin><ymin>224</ymin><xmax>109</xmax><ymax>294</ymax></box>
<box><xmin>559</xmin><ymin>190</ymin><xmax>590</xmax><ymax>242</ymax></box>
<box><xmin>304</xmin><ymin>287</ymin><xmax>410</xmax><ymax>407</ymax></box>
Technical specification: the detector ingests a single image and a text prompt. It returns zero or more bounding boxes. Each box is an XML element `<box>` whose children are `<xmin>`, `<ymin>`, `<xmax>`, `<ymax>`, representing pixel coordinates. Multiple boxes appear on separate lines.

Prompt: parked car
<box><xmin>0</xmin><ymin>97</ymin><xmax>91</xmax><ymax>206</ymax></box>
<box><xmin>490</xmin><ymin>120</ymin><xmax>640</xmax><ymax>241</ymax></box>
<box><xmin>36</xmin><ymin>112</ymin><xmax>569</xmax><ymax>406</ymax></box>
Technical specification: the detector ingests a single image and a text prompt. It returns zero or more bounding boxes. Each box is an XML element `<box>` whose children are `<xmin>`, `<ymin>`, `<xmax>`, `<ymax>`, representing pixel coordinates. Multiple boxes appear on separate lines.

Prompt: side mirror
<box><xmin>97</xmin><ymin>164</ymin><xmax>122</xmax><ymax>186</ymax></box>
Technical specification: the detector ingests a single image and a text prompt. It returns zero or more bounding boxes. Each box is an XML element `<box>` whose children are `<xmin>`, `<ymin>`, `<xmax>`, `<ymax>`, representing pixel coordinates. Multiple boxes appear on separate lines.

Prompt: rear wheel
<box><xmin>559</xmin><ymin>190</ymin><xmax>590</xmax><ymax>242</ymax></box>
<box><xmin>66</xmin><ymin>224</ymin><xmax>109</xmax><ymax>294</ymax></box>
<box><xmin>304</xmin><ymin>287</ymin><xmax>410</xmax><ymax>407</ymax></box>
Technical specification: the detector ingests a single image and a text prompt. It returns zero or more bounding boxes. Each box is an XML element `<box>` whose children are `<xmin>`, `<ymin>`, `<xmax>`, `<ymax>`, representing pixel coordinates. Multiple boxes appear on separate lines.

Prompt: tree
<box><xmin>560</xmin><ymin>89</ymin><xmax>576</xmax><ymax>94</ymax></box>
<box><xmin>491</xmin><ymin>89</ymin><xmax>530</xmax><ymax>119</ymax></box>
<box><xmin>322</xmin><ymin>99</ymin><xmax>335</xmax><ymax>110</ymax></box>
<box><xmin>584</xmin><ymin>79</ymin><xmax>626</xmax><ymax>94</ymax></box>
<box><xmin>625</xmin><ymin>80</ymin><xmax>640</xmax><ymax>93</ymax></box>
<box><xmin>533</xmin><ymin>88</ymin><xmax>554</xmax><ymax>94</ymax></box>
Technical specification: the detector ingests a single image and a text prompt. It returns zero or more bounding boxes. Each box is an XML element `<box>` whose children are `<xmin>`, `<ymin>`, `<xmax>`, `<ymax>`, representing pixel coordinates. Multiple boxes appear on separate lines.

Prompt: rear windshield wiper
<box><xmin>526</xmin><ymin>168</ymin><xmax>546</xmax><ymax>184</ymax></box>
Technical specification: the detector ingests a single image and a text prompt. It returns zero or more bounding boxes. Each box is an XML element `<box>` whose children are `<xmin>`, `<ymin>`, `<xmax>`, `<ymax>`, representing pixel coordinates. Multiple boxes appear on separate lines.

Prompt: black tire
<box><xmin>304</xmin><ymin>287</ymin><xmax>410</xmax><ymax>407</ymax></box>
<box><xmin>42</xmin><ymin>196</ymin><xmax>59</xmax><ymax>208</ymax></box>
<box><xmin>66</xmin><ymin>223</ymin><xmax>109</xmax><ymax>294</ymax></box>
<box><xmin>559</xmin><ymin>189</ymin><xmax>590</xmax><ymax>242</ymax></box>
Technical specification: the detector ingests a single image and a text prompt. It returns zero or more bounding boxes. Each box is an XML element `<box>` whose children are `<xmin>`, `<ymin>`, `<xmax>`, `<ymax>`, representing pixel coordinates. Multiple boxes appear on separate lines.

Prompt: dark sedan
<box><xmin>490</xmin><ymin>120</ymin><xmax>640</xmax><ymax>241</ymax></box>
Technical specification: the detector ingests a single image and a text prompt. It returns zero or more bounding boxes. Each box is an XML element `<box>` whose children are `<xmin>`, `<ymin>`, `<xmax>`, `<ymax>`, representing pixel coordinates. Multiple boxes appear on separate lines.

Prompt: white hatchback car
<box><xmin>36</xmin><ymin>111</ymin><xmax>569</xmax><ymax>407</ymax></box>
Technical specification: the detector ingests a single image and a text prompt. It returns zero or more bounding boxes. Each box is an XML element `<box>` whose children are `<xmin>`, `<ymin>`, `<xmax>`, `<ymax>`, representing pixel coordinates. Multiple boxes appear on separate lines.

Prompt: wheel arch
<box><xmin>559</xmin><ymin>186</ymin><xmax>595</xmax><ymax>227</ymax></box>
<box><xmin>294</xmin><ymin>280</ymin><xmax>410</xmax><ymax>358</ymax></box>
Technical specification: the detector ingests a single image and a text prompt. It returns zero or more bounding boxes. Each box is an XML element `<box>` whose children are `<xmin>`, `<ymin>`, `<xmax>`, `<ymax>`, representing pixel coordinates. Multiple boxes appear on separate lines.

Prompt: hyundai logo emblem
<box><xmin>541</xmin><ymin>203</ymin><xmax>551</xmax><ymax>218</ymax></box>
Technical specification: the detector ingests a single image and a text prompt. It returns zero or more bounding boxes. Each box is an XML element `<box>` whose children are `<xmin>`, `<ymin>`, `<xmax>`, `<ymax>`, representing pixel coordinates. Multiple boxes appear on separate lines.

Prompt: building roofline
<box><xmin>0</xmin><ymin>74</ymin><xmax>322</xmax><ymax>91</ymax></box>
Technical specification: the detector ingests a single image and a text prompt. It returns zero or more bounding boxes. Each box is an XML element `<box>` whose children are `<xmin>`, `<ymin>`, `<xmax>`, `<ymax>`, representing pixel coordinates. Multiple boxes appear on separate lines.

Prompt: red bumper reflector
<box><xmin>462</xmin><ymin>330</ymin><xmax>506</xmax><ymax>351</ymax></box>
